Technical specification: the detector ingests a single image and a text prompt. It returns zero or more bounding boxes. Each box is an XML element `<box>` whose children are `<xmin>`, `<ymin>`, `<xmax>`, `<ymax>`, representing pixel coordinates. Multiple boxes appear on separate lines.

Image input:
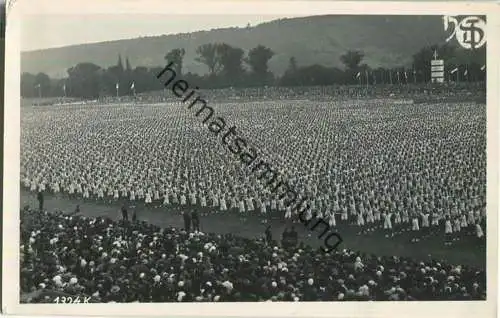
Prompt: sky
<box><xmin>21</xmin><ymin>14</ymin><xmax>300</xmax><ymax>51</ymax></box>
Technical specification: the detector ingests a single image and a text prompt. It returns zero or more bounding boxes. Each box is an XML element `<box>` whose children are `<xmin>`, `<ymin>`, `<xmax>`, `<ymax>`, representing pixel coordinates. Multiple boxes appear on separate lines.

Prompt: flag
<box><xmin>131</xmin><ymin>82</ymin><xmax>135</xmax><ymax>90</ymax></box>
<box><xmin>355</xmin><ymin>72</ymin><xmax>361</xmax><ymax>79</ymax></box>
<box><xmin>404</xmin><ymin>71</ymin><xmax>408</xmax><ymax>80</ymax></box>
<box><xmin>464</xmin><ymin>69</ymin><xmax>468</xmax><ymax>76</ymax></box>
<box><xmin>481</xmin><ymin>65</ymin><xmax>486</xmax><ymax>71</ymax></box>
<box><xmin>116</xmin><ymin>83</ymin><xmax>119</xmax><ymax>90</ymax></box>
<box><xmin>35</xmin><ymin>83</ymin><xmax>41</xmax><ymax>88</ymax></box>
<box><xmin>450</xmin><ymin>68</ymin><xmax>458</xmax><ymax>74</ymax></box>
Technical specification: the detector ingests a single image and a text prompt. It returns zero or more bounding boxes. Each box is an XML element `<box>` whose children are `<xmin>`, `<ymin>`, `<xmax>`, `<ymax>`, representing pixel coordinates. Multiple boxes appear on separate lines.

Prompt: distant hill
<box><xmin>22</xmin><ymin>15</ymin><xmax>450</xmax><ymax>79</ymax></box>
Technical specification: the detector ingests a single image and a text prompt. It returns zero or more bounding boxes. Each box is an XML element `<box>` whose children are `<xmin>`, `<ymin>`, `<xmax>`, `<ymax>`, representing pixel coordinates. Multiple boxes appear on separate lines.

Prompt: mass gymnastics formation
<box><xmin>20</xmin><ymin>84</ymin><xmax>487</xmax><ymax>302</ymax></box>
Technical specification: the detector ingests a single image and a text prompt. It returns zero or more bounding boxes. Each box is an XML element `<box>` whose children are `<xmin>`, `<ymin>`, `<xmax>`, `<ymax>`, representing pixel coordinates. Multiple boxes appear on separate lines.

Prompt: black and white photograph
<box><xmin>3</xmin><ymin>1</ymin><xmax>499</xmax><ymax>317</ymax></box>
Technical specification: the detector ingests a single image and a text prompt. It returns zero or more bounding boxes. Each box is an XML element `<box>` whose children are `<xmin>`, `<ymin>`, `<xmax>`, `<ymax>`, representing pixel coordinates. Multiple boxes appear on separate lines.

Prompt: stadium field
<box><xmin>20</xmin><ymin>99</ymin><xmax>487</xmax><ymax>269</ymax></box>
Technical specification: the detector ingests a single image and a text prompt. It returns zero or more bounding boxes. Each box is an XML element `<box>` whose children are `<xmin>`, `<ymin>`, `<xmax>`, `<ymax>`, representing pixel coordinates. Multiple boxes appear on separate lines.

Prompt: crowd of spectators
<box><xmin>20</xmin><ymin>207</ymin><xmax>487</xmax><ymax>302</ymax></box>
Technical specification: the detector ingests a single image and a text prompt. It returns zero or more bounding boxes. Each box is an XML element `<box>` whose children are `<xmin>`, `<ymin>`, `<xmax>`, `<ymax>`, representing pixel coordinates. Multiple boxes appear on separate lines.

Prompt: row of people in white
<box><xmin>24</xmin><ymin>177</ymin><xmax>483</xmax><ymax>217</ymax></box>
<box><xmin>24</xmin><ymin>179</ymin><xmax>485</xmax><ymax>239</ymax></box>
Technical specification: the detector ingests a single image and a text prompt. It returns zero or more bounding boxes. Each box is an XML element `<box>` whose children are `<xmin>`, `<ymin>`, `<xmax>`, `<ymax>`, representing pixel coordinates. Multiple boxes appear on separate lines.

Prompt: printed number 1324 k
<box><xmin>53</xmin><ymin>296</ymin><xmax>91</xmax><ymax>304</ymax></box>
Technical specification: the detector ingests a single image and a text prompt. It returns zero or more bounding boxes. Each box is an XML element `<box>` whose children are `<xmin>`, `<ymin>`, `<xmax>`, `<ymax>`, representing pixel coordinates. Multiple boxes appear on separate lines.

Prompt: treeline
<box><xmin>21</xmin><ymin>42</ymin><xmax>486</xmax><ymax>99</ymax></box>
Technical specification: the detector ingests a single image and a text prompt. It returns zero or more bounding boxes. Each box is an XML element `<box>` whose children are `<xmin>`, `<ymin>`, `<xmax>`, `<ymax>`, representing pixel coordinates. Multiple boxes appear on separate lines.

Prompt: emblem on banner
<box><xmin>443</xmin><ymin>16</ymin><xmax>486</xmax><ymax>50</ymax></box>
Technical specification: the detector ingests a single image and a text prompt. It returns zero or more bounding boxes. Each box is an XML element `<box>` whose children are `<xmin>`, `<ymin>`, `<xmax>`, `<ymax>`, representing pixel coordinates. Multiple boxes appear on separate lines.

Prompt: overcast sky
<box><xmin>21</xmin><ymin>14</ymin><xmax>299</xmax><ymax>51</ymax></box>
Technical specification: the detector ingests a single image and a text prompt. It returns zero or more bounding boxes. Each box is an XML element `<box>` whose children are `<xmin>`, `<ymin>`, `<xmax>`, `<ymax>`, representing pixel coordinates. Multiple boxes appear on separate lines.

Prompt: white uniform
<box><xmin>341</xmin><ymin>207</ymin><xmax>348</xmax><ymax>221</ymax></box>
<box><xmin>220</xmin><ymin>198</ymin><xmax>227</xmax><ymax>211</ymax></box>
<box><xmin>328</xmin><ymin>212</ymin><xmax>336</xmax><ymax>227</ymax></box>
<box><xmin>461</xmin><ymin>215</ymin><xmax>468</xmax><ymax>228</ymax></box>
<box><xmin>180</xmin><ymin>194</ymin><xmax>187</xmax><ymax>205</ymax></box>
<box><xmin>113</xmin><ymin>189</ymin><xmax>119</xmax><ymax>200</ymax></box>
<box><xmin>431</xmin><ymin>213</ymin><xmax>440</xmax><ymax>226</ymax></box>
<box><xmin>412</xmin><ymin>217</ymin><xmax>419</xmax><ymax>231</ymax></box>
<box><xmin>200</xmin><ymin>196</ymin><xmax>207</xmax><ymax>207</ymax></box>
<box><xmin>163</xmin><ymin>193</ymin><xmax>170</xmax><ymax>205</ymax></box>
<box><xmin>394</xmin><ymin>211</ymin><xmax>401</xmax><ymax>224</ymax></box>
<box><xmin>130</xmin><ymin>190</ymin><xmax>136</xmax><ymax>201</ymax></box>
<box><xmin>271</xmin><ymin>199</ymin><xmax>277</xmax><ymax>211</ymax></box>
<box><xmin>383</xmin><ymin>213</ymin><xmax>392</xmax><ymax>230</ymax></box>
<box><xmin>366</xmin><ymin>210</ymin><xmax>374</xmax><ymax>223</ymax></box>
<box><xmin>260</xmin><ymin>201</ymin><xmax>267</xmax><ymax>215</ymax></box>
<box><xmin>357</xmin><ymin>212</ymin><xmax>365</xmax><ymax>226</ymax></box>
<box><xmin>145</xmin><ymin>192</ymin><xmax>152</xmax><ymax>204</ymax></box>
<box><xmin>285</xmin><ymin>206</ymin><xmax>292</xmax><ymax>219</ymax></box>
<box><xmin>445</xmin><ymin>219</ymin><xmax>453</xmax><ymax>234</ymax></box>
<box><xmin>239</xmin><ymin>200</ymin><xmax>246</xmax><ymax>213</ymax></box>
<box><xmin>402</xmin><ymin>210</ymin><xmax>409</xmax><ymax>223</ymax></box>
<box><xmin>421</xmin><ymin>214</ymin><xmax>430</xmax><ymax>228</ymax></box>
<box><xmin>246</xmin><ymin>198</ymin><xmax>254</xmax><ymax>212</ymax></box>
<box><xmin>468</xmin><ymin>211</ymin><xmax>475</xmax><ymax>225</ymax></box>
<box><xmin>476</xmin><ymin>223</ymin><xmax>484</xmax><ymax>238</ymax></box>
<box><xmin>453</xmin><ymin>218</ymin><xmax>461</xmax><ymax>232</ymax></box>
<box><xmin>278</xmin><ymin>199</ymin><xmax>285</xmax><ymax>211</ymax></box>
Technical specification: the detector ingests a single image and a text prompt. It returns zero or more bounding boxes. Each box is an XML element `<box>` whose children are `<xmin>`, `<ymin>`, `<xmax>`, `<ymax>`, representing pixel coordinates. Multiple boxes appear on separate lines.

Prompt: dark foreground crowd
<box><xmin>20</xmin><ymin>207</ymin><xmax>486</xmax><ymax>303</ymax></box>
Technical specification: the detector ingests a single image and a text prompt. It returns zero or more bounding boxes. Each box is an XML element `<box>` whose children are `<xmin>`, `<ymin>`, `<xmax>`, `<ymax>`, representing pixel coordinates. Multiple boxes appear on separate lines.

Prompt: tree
<box><xmin>117</xmin><ymin>55</ymin><xmax>124</xmax><ymax>73</ymax></box>
<box><xmin>34</xmin><ymin>72</ymin><xmax>51</xmax><ymax>97</ymax></box>
<box><xmin>195</xmin><ymin>43</ymin><xmax>220</xmax><ymax>76</ymax></box>
<box><xmin>165</xmin><ymin>48</ymin><xmax>186</xmax><ymax>75</ymax></box>
<box><xmin>340</xmin><ymin>50</ymin><xmax>364</xmax><ymax>71</ymax></box>
<box><xmin>287</xmin><ymin>57</ymin><xmax>298</xmax><ymax>73</ymax></box>
<box><xmin>125</xmin><ymin>57</ymin><xmax>132</xmax><ymax>72</ymax></box>
<box><xmin>246</xmin><ymin>45</ymin><xmax>274</xmax><ymax>75</ymax></box>
<box><xmin>216</xmin><ymin>43</ymin><xmax>245</xmax><ymax>85</ymax></box>
<box><xmin>66</xmin><ymin>63</ymin><xmax>102</xmax><ymax>98</ymax></box>
<box><xmin>245</xmin><ymin>45</ymin><xmax>275</xmax><ymax>86</ymax></box>
<box><xmin>21</xmin><ymin>72</ymin><xmax>37</xmax><ymax>98</ymax></box>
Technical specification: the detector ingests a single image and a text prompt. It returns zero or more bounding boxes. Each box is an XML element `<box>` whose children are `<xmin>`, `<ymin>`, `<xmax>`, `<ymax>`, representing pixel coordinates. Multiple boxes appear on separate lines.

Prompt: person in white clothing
<box><xmin>238</xmin><ymin>199</ymin><xmax>246</xmax><ymax>214</ymax></box>
<box><xmin>145</xmin><ymin>192</ymin><xmax>152</xmax><ymax>205</ymax></box>
<box><xmin>163</xmin><ymin>192</ymin><xmax>170</xmax><ymax>206</ymax></box>
<box><xmin>285</xmin><ymin>206</ymin><xmax>292</xmax><ymax>219</ymax></box>
<box><xmin>421</xmin><ymin>212</ymin><xmax>430</xmax><ymax>237</ymax></box>
<box><xmin>180</xmin><ymin>193</ymin><xmax>187</xmax><ymax>206</ymax></box>
<box><xmin>411</xmin><ymin>214</ymin><xmax>420</xmax><ymax>242</ymax></box>
<box><xmin>341</xmin><ymin>206</ymin><xmax>348</xmax><ymax>221</ymax></box>
<box><xmin>356</xmin><ymin>211</ymin><xmax>365</xmax><ymax>235</ymax></box>
<box><xmin>328</xmin><ymin>211</ymin><xmax>336</xmax><ymax>227</ymax></box>
<box><xmin>383</xmin><ymin>212</ymin><xmax>393</xmax><ymax>237</ymax></box>
<box><xmin>475</xmin><ymin>222</ymin><xmax>484</xmax><ymax>240</ymax></box>
<box><xmin>246</xmin><ymin>197</ymin><xmax>255</xmax><ymax>212</ymax></box>
<box><xmin>453</xmin><ymin>217</ymin><xmax>461</xmax><ymax>241</ymax></box>
<box><xmin>444</xmin><ymin>216</ymin><xmax>453</xmax><ymax>245</ymax></box>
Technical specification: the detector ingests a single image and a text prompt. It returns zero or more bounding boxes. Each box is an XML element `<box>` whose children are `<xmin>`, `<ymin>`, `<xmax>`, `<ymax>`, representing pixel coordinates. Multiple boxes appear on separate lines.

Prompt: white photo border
<box><xmin>3</xmin><ymin>1</ymin><xmax>500</xmax><ymax>317</ymax></box>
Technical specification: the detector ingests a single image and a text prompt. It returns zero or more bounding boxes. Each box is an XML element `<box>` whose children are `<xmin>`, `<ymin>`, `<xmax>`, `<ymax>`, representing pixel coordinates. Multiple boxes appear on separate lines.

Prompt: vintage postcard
<box><xmin>2</xmin><ymin>1</ymin><xmax>499</xmax><ymax>317</ymax></box>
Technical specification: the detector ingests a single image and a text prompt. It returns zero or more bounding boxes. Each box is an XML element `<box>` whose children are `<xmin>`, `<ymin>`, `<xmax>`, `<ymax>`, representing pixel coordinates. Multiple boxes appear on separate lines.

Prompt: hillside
<box><xmin>22</xmin><ymin>15</ymin><xmax>449</xmax><ymax>79</ymax></box>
